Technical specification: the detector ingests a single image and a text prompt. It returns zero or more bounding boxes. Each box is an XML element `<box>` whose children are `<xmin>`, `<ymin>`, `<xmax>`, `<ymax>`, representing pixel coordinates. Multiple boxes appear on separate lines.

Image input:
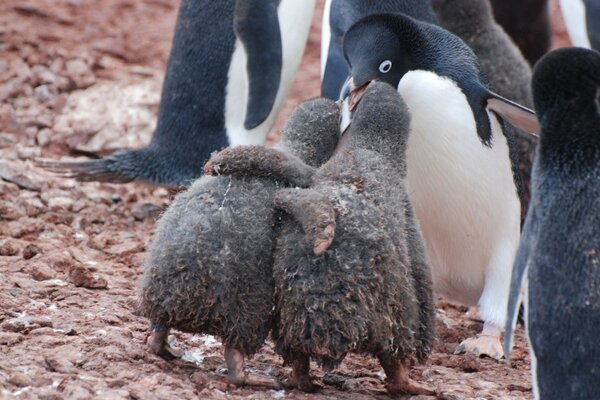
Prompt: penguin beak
<box><xmin>340</xmin><ymin>77</ymin><xmax>373</xmax><ymax>111</ymax></box>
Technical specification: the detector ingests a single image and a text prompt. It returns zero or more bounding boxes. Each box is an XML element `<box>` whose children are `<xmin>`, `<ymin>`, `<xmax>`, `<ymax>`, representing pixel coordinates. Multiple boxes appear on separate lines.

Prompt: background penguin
<box><xmin>489</xmin><ymin>0</ymin><xmax>551</xmax><ymax>65</ymax></box>
<box><xmin>432</xmin><ymin>0</ymin><xmax>537</xmax><ymax>219</ymax></box>
<box><xmin>139</xmin><ymin>97</ymin><xmax>340</xmax><ymax>388</ymax></box>
<box><xmin>341</xmin><ymin>13</ymin><xmax>539</xmax><ymax>359</ymax></box>
<box><xmin>208</xmin><ymin>82</ymin><xmax>436</xmax><ymax>396</ymax></box>
<box><xmin>560</xmin><ymin>0</ymin><xmax>600</xmax><ymax>51</ymax></box>
<box><xmin>320</xmin><ymin>0</ymin><xmax>438</xmax><ymax>100</ymax></box>
<box><xmin>505</xmin><ymin>47</ymin><xmax>600</xmax><ymax>400</ymax></box>
<box><xmin>43</xmin><ymin>0</ymin><xmax>315</xmax><ymax>186</ymax></box>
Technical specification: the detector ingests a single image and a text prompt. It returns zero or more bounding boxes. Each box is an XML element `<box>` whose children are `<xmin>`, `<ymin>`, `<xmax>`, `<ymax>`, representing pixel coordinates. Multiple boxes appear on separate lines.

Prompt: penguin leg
<box><xmin>204</xmin><ymin>145</ymin><xmax>316</xmax><ymax>187</ymax></box>
<box><xmin>378</xmin><ymin>355</ymin><xmax>436</xmax><ymax>396</ymax></box>
<box><xmin>289</xmin><ymin>353</ymin><xmax>318</xmax><ymax>393</ymax></box>
<box><xmin>224</xmin><ymin>346</ymin><xmax>281</xmax><ymax>389</ymax></box>
<box><xmin>274</xmin><ymin>188</ymin><xmax>336</xmax><ymax>256</ymax></box>
<box><xmin>455</xmin><ymin>240</ymin><xmax>516</xmax><ymax>360</ymax></box>
<box><xmin>146</xmin><ymin>324</ymin><xmax>184</xmax><ymax>360</ymax></box>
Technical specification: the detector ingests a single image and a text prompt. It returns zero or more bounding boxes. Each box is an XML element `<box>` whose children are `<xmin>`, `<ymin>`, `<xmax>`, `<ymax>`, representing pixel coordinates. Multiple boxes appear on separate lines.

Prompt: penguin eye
<box><xmin>379</xmin><ymin>60</ymin><xmax>392</xmax><ymax>73</ymax></box>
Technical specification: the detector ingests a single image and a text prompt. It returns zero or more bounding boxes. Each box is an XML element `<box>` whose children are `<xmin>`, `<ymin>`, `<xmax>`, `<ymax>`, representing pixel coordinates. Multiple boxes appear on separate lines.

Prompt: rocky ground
<box><xmin>0</xmin><ymin>0</ymin><xmax>570</xmax><ymax>399</ymax></box>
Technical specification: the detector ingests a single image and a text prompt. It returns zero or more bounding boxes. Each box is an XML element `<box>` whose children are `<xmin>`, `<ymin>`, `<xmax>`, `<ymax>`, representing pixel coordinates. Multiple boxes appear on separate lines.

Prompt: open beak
<box><xmin>340</xmin><ymin>77</ymin><xmax>373</xmax><ymax>111</ymax></box>
<box><xmin>349</xmin><ymin>82</ymin><xmax>370</xmax><ymax>111</ymax></box>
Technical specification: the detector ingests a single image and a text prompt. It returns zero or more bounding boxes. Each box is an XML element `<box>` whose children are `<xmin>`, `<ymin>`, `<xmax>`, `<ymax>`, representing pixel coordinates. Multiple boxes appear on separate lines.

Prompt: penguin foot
<box><xmin>224</xmin><ymin>347</ymin><xmax>281</xmax><ymax>389</ymax></box>
<box><xmin>454</xmin><ymin>334</ymin><xmax>504</xmax><ymax>360</ymax></box>
<box><xmin>146</xmin><ymin>328</ymin><xmax>184</xmax><ymax>360</ymax></box>
<box><xmin>379</xmin><ymin>355</ymin><xmax>436</xmax><ymax>396</ymax></box>
<box><xmin>287</xmin><ymin>354</ymin><xmax>319</xmax><ymax>393</ymax></box>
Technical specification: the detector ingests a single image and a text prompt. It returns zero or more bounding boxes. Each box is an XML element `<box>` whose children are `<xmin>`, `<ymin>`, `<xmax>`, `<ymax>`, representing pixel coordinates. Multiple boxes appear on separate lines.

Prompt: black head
<box><xmin>347</xmin><ymin>81</ymin><xmax>411</xmax><ymax>162</ymax></box>
<box><xmin>342</xmin><ymin>13</ymin><xmax>502</xmax><ymax>145</ymax></box>
<box><xmin>533</xmin><ymin>48</ymin><xmax>600</xmax><ymax>152</ymax></box>
<box><xmin>279</xmin><ymin>98</ymin><xmax>341</xmax><ymax>167</ymax></box>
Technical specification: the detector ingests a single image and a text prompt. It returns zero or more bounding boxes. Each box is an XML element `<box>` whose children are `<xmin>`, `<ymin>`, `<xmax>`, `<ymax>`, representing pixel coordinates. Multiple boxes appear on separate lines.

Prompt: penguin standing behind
<box><xmin>140</xmin><ymin>98</ymin><xmax>340</xmax><ymax>388</ymax></box>
<box><xmin>489</xmin><ymin>0</ymin><xmax>551</xmax><ymax>65</ymax></box>
<box><xmin>505</xmin><ymin>47</ymin><xmax>600</xmax><ymax>400</ymax></box>
<box><xmin>560</xmin><ymin>0</ymin><xmax>600</xmax><ymax>51</ymax></box>
<box><xmin>320</xmin><ymin>0</ymin><xmax>438</xmax><ymax>99</ymax></box>
<box><xmin>432</xmin><ymin>0</ymin><xmax>537</xmax><ymax>219</ymax></box>
<box><xmin>341</xmin><ymin>13</ymin><xmax>539</xmax><ymax>359</ymax></box>
<box><xmin>43</xmin><ymin>0</ymin><xmax>315</xmax><ymax>186</ymax></box>
<box><xmin>207</xmin><ymin>82</ymin><xmax>436</xmax><ymax>396</ymax></box>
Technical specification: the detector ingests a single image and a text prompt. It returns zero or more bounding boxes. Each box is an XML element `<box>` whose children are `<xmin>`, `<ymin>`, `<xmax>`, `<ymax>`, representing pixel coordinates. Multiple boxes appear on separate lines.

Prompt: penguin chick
<box><xmin>139</xmin><ymin>97</ymin><xmax>340</xmax><ymax>389</ymax></box>
<box><xmin>431</xmin><ymin>0</ymin><xmax>536</xmax><ymax>226</ymax></box>
<box><xmin>340</xmin><ymin>13</ymin><xmax>540</xmax><ymax>360</ymax></box>
<box><xmin>207</xmin><ymin>82</ymin><xmax>436</xmax><ymax>396</ymax></box>
<box><xmin>505</xmin><ymin>47</ymin><xmax>600</xmax><ymax>400</ymax></box>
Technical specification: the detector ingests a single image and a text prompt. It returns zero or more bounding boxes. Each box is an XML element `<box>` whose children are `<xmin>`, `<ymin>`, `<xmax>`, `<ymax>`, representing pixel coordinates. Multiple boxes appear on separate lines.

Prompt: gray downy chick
<box><xmin>139</xmin><ymin>97</ymin><xmax>340</xmax><ymax>389</ymax></box>
<box><xmin>432</xmin><ymin>0</ymin><xmax>537</xmax><ymax>220</ymax></box>
<box><xmin>207</xmin><ymin>81</ymin><xmax>436</xmax><ymax>396</ymax></box>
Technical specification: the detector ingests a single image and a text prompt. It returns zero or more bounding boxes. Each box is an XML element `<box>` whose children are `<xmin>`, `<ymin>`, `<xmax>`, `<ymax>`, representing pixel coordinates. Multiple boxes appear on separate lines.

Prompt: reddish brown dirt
<box><xmin>0</xmin><ymin>1</ymin><xmax>570</xmax><ymax>399</ymax></box>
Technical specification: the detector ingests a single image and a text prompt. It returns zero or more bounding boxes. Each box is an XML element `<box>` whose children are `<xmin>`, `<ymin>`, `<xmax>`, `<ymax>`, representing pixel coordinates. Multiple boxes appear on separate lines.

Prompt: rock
<box><xmin>0</xmin><ymin>200</ymin><xmax>24</xmax><ymax>220</ymax></box>
<box><xmin>0</xmin><ymin>238</ymin><xmax>21</xmax><ymax>256</ymax></box>
<box><xmin>0</xmin><ymin>159</ymin><xmax>42</xmax><ymax>191</ymax></box>
<box><xmin>1</xmin><ymin>217</ymin><xmax>46</xmax><ymax>238</ymax></box>
<box><xmin>18</xmin><ymin>196</ymin><xmax>46</xmax><ymax>217</ymax></box>
<box><xmin>130</xmin><ymin>203</ymin><xmax>163</xmax><ymax>221</ymax></box>
<box><xmin>9</xmin><ymin>371</ymin><xmax>34</xmax><ymax>387</ymax></box>
<box><xmin>36</xmin><ymin>128</ymin><xmax>53</xmax><ymax>147</ymax></box>
<box><xmin>34</xmin><ymin>84</ymin><xmax>55</xmax><ymax>102</ymax></box>
<box><xmin>44</xmin><ymin>346</ymin><xmax>84</xmax><ymax>373</ymax></box>
<box><xmin>22</xmin><ymin>243</ymin><xmax>42</xmax><ymax>259</ymax></box>
<box><xmin>1</xmin><ymin>314</ymin><xmax>53</xmax><ymax>333</ymax></box>
<box><xmin>0</xmin><ymin>332</ymin><xmax>24</xmax><ymax>345</ymax></box>
<box><xmin>0</xmin><ymin>180</ymin><xmax>20</xmax><ymax>196</ymax></box>
<box><xmin>67</xmin><ymin>263</ymin><xmax>108</xmax><ymax>289</ymax></box>
<box><xmin>0</xmin><ymin>132</ymin><xmax>16</xmax><ymax>148</ymax></box>
<box><xmin>65</xmin><ymin>59</ymin><xmax>95</xmax><ymax>89</ymax></box>
<box><xmin>44</xmin><ymin>251</ymin><xmax>76</xmax><ymax>272</ymax></box>
<box><xmin>26</xmin><ymin>263</ymin><xmax>56</xmax><ymax>281</ymax></box>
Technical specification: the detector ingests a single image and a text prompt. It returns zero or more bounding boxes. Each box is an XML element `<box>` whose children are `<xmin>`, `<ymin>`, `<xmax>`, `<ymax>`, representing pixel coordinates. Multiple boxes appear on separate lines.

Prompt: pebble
<box><xmin>67</xmin><ymin>263</ymin><xmax>108</xmax><ymax>289</ymax></box>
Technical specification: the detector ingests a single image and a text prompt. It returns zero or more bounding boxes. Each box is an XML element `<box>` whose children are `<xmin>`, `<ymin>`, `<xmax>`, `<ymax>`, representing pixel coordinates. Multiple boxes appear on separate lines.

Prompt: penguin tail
<box><xmin>37</xmin><ymin>153</ymin><xmax>137</xmax><ymax>184</ymax></box>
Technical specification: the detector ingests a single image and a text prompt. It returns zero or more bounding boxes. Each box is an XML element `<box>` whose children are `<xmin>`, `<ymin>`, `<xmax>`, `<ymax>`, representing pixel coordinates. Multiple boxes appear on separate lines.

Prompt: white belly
<box><xmin>399</xmin><ymin>70</ymin><xmax>521</xmax><ymax>306</ymax></box>
<box><xmin>225</xmin><ymin>0</ymin><xmax>316</xmax><ymax>145</ymax></box>
<box><xmin>560</xmin><ymin>0</ymin><xmax>591</xmax><ymax>48</ymax></box>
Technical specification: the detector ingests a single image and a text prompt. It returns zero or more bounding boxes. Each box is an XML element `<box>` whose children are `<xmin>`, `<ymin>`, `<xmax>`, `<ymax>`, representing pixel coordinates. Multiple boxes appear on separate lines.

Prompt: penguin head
<box><xmin>278</xmin><ymin>98</ymin><xmax>341</xmax><ymax>167</ymax></box>
<box><xmin>532</xmin><ymin>47</ymin><xmax>600</xmax><ymax>145</ymax></box>
<box><xmin>346</xmin><ymin>81</ymin><xmax>411</xmax><ymax>162</ymax></box>
<box><xmin>341</xmin><ymin>12</ymin><xmax>540</xmax><ymax>144</ymax></box>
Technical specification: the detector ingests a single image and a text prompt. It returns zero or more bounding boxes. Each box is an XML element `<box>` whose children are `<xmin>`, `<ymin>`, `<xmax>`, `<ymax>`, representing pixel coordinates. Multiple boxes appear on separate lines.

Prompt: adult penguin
<box><xmin>489</xmin><ymin>0</ymin><xmax>551</xmax><ymax>65</ymax></box>
<box><xmin>320</xmin><ymin>0</ymin><xmax>438</xmax><ymax>100</ymax></box>
<box><xmin>43</xmin><ymin>0</ymin><xmax>315</xmax><ymax>186</ymax></box>
<box><xmin>341</xmin><ymin>13</ymin><xmax>539</xmax><ymax>359</ymax></box>
<box><xmin>505</xmin><ymin>47</ymin><xmax>600</xmax><ymax>400</ymax></box>
<box><xmin>560</xmin><ymin>0</ymin><xmax>600</xmax><ymax>51</ymax></box>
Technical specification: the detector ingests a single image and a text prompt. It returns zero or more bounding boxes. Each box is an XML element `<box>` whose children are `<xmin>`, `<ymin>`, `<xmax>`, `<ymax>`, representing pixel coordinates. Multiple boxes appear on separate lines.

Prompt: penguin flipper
<box><xmin>204</xmin><ymin>145</ymin><xmax>316</xmax><ymax>188</ymax></box>
<box><xmin>586</xmin><ymin>0</ymin><xmax>600</xmax><ymax>50</ymax></box>
<box><xmin>234</xmin><ymin>0</ymin><xmax>282</xmax><ymax>130</ymax></box>
<box><xmin>504</xmin><ymin>208</ymin><xmax>538</xmax><ymax>358</ymax></box>
<box><xmin>274</xmin><ymin>188</ymin><xmax>336</xmax><ymax>256</ymax></box>
<box><xmin>487</xmin><ymin>93</ymin><xmax>540</xmax><ymax>136</ymax></box>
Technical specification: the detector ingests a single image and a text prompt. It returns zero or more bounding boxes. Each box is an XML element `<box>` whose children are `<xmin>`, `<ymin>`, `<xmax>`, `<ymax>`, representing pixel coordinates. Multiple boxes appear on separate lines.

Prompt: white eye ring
<box><xmin>379</xmin><ymin>60</ymin><xmax>392</xmax><ymax>73</ymax></box>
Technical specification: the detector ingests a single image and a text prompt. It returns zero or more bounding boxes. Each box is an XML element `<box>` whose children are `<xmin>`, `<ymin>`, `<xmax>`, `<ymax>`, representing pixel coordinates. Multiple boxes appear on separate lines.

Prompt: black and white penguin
<box><xmin>505</xmin><ymin>47</ymin><xmax>600</xmax><ymax>400</ymax></box>
<box><xmin>43</xmin><ymin>0</ymin><xmax>315</xmax><ymax>186</ymax></box>
<box><xmin>320</xmin><ymin>0</ymin><xmax>438</xmax><ymax>100</ymax></box>
<box><xmin>341</xmin><ymin>13</ymin><xmax>539</xmax><ymax>359</ymax></box>
<box><xmin>560</xmin><ymin>0</ymin><xmax>600</xmax><ymax>51</ymax></box>
<box><xmin>489</xmin><ymin>0</ymin><xmax>551</xmax><ymax>65</ymax></box>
